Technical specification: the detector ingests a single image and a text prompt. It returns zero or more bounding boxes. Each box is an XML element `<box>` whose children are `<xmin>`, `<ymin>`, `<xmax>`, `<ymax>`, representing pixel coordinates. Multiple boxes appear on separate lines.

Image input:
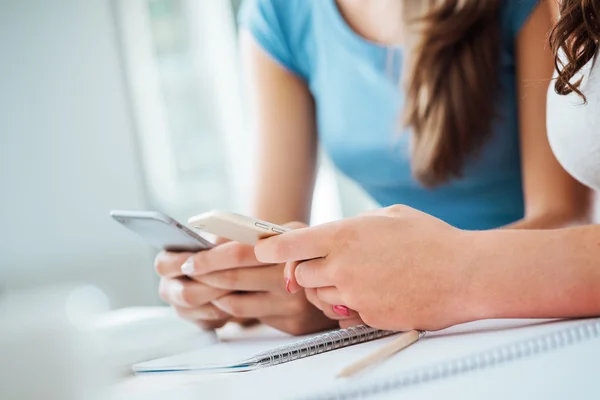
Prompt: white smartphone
<box><xmin>187</xmin><ymin>210</ymin><xmax>291</xmax><ymax>245</ymax></box>
<box><xmin>111</xmin><ymin>210</ymin><xmax>214</xmax><ymax>252</ymax></box>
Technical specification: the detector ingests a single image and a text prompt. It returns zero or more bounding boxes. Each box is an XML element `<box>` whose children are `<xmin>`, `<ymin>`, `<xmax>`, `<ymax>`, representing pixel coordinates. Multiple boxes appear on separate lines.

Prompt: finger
<box><xmin>213</xmin><ymin>236</ymin><xmax>231</xmax><ymax>246</ymax></box>
<box><xmin>305</xmin><ymin>288</ymin><xmax>360</xmax><ymax>320</ymax></box>
<box><xmin>339</xmin><ymin>317</ymin><xmax>364</xmax><ymax>329</ymax></box>
<box><xmin>265</xmin><ymin>222</ymin><xmax>307</xmax><ymax>294</ymax></box>
<box><xmin>314</xmin><ymin>288</ymin><xmax>360</xmax><ymax>320</ymax></box>
<box><xmin>304</xmin><ymin>287</ymin><xmax>321</xmax><ymax>309</ymax></box>
<box><xmin>158</xmin><ymin>277</ymin><xmax>230</xmax><ymax>308</ymax></box>
<box><xmin>255</xmin><ymin>222</ymin><xmax>340</xmax><ymax>264</ymax></box>
<box><xmin>154</xmin><ymin>251</ymin><xmax>194</xmax><ymax>278</ymax></box>
<box><xmin>315</xmin><ymin>286</ymin><xmax>344</xmax><ymax>305</ymax></box>
<box><xmin>173</xmin><ymin>304</ymin><xmax>231</xmax><ymax>321</ymax></box>
<box><xmin>182</xmin><ymin>241</ymin><xmax>266</xmax><ymax>276</ymax></box>
<box><xmin>295</xmin><ymin>258</ymin><xmax>334</xmax><ymax>288</ymax></box>
<box><xmin>306</xmin><ymin>288</ymin><xmax>349</xmax><ymax>321</ymax></box>
<box><xmin>197</xmin><ymin>265</ymin><xmax>285</xmax><ymax>292</ymax></box>
<box><xmin>283</xmin><ymin>261</ymin><xmax>302</xmax><ymax>293</ymax></box>
<box><xmin>195</xmin><ymin>319</ymin><xmax>230</xmax><ymax>330</ymax></box>
<box><xmin>212</xmin><ymin>292</ymin><xmax>286</xmax><ymax>318</ymax></box>
<box><xmin>330</xmin><ymin>304</ymin><xmax>360</xmax><ymax>320</ymax></box>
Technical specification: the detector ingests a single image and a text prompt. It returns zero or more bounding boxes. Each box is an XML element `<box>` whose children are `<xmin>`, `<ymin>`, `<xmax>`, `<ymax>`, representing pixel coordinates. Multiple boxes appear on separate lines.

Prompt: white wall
<box><xmin>0</xmin><ymin>0</ymin><xmax>158</xmax><ymax>307</ymax></box>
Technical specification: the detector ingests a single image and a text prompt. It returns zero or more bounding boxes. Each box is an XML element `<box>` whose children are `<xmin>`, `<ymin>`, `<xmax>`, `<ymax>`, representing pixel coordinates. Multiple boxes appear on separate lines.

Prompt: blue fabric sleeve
<box><xmin>503</xmin><ymin>0</ymin><xmax>541</xmax><ymax>38</ymax></box>
<box><xmin>237</xmin><ymin>0</ymin><xmax>304</xmax><ymax>78</ymax></box>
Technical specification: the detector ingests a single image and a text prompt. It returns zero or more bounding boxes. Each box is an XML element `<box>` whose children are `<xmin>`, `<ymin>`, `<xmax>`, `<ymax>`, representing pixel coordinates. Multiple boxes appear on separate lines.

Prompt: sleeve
<box><xmin>238</xmin><ymin>0</ymin><xmax>304</xmax><ymax>78</ymax></box>
<box><xmin>502</xmin><ymin>0</ymin><xmax>541</xmax><ymax>39</ymax></box>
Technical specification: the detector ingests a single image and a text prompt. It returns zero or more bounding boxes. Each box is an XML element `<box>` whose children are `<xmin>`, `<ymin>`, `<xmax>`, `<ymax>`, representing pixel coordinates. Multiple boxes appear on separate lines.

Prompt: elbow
<box><xmin>525</xmin><ymin>205</ymin><xmax>593</xmax><ymax>229</ymax></box>
<box><xmin>523</xmin><ymin>188</ymin><xmax>595</xmax><ymax>229</ymax></box>
<box><xmin>559</xmin><ymin>190</ymin><xmax>595</xmax><ymax>227</ymax></box>
<box><xmin>554</xmin><ymin>208</ymin><xmax>593</xmax><ymax>227</ymax></box>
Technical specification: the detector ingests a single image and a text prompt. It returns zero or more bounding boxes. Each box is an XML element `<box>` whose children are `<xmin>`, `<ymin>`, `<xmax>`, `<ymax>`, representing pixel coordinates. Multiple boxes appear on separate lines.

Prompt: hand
<box><xmin>155</xmin><ymin>222</ymin><xmax>337</xmax><ymax>335</ymax></box>
<box><xmin>255</xmin><ymin>205</ymin><xmax>479</xmax><ymax>331</ymax></box>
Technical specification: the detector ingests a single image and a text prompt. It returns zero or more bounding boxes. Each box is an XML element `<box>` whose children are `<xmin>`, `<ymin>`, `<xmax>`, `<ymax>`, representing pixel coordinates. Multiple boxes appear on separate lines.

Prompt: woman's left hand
<box><xmin>256</xmin><ymin>205</ymin><xmax>481</xmax><ymax>331</ymax></box>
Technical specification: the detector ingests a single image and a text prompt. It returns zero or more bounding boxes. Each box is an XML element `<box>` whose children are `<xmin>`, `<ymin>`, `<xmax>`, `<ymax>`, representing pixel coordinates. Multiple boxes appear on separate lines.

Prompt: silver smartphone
<box><xmin>110</xmin><ymin>210</ymin><xmax>214</xmax><ymax>252</ymax></box>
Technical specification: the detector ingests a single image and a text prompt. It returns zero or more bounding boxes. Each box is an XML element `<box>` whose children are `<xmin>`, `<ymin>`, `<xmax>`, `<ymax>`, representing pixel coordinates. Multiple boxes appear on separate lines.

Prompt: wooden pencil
<box><xmin>337</xmin><ymin>329</ymin><xmax>425</xmax><ymax>378</ymax></box>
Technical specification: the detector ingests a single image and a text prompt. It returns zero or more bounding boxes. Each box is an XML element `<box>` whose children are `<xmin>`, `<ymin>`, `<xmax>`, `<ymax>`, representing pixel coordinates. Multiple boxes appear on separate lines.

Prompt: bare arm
<box><xmin>468</xmin><ymin>224</ymin><xmax>600</xmax><ymax>320</ymax></box>
<box><xmin>240</xmin><ymin>31</ymin><xmax>318</xmax><ymax>225</ymax></box>
<box><xmin>508</xmin><ymin>1</ymin><xmax>591</xmax><ymax>230</ymax></box>
<box><xmin>475</xmin><ymin>1</ymin><xmax>598</xmax><ymax>318</ymax></box>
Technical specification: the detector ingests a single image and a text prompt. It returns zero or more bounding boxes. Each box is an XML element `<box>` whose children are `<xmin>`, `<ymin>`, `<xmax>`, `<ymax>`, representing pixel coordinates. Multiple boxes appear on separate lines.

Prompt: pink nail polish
<box><xmin>333</xmin><ymin>305</ymin><xmax>350</xmax><ymax>317</ymax></box>
<box><xmin>285</xmin><ymin>278</ymin><xmax>292</xmax><ymax>293</ymax></box>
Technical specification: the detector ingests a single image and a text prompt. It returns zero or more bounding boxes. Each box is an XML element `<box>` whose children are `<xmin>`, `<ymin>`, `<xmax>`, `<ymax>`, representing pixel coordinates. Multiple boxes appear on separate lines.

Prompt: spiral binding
<box><xmin>247</xmin><ymin>325</ymin><xmax>396</xmax><ymax>368</ymax></box>
<box><xmin>303</xmin><ymin>319</ymin><xmax>600</xmax><ymax>400</ymax></box>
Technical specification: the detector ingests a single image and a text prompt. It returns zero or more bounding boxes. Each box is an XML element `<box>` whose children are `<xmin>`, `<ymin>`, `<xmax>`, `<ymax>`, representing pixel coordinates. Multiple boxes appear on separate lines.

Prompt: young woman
<box><xmin>155</xmin><ymin>0</ymin><xmax>588</xmax><ymax>335</ymax></box>
<box><xmin>256</xmin><ymin>0</ymin><xmax>600</xmax><ymax>331</ymax></box>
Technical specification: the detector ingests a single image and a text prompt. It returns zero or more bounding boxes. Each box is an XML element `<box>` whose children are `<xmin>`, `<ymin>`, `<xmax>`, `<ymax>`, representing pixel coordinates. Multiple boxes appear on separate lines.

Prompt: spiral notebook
<box><xmin>133</xmin><ymin>325</ymin><xmax>396</xmax><ymax>373</ymax></box>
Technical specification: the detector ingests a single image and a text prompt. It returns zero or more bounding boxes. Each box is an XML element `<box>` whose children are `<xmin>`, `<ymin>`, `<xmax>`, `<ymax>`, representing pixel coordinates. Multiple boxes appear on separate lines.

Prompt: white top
<box><xmin>547</xmin><ymin>57</ymin><xmax>600</xmax><ymax>191</ymax></box>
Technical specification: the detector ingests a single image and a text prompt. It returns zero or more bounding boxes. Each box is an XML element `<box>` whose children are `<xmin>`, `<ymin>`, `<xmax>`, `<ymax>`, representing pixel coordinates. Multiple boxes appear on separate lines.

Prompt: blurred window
<box><xmin>116</xmin><ymin>0</ymin><xmax>358</xmax><ymax>225</ymax></box>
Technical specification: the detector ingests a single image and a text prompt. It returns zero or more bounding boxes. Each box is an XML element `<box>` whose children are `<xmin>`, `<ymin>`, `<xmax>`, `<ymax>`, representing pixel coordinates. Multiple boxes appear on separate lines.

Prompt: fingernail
<box><xmin>181</xmin><ymin>257</ymin><xmax>194</xmax><ymax>275</ymax></box>
<box><xmin>333</xmin><ymin>305</ymin><xmax>350</xmax><ymax>317</ymax></box>
<box><xmin>285</xmin><ymin>278</ymin><xmax>291</xmax><ymax>293</ymax></box>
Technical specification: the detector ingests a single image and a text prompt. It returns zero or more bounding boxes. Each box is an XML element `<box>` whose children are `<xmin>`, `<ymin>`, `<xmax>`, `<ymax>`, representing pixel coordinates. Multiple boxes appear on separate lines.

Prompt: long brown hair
<box><xmin>402</xmin><ymin>0</ymin><xmax>502</xmax><ymax>187</ymax></box>
<box><xmin>549</xmin><ymin>0</ymin><xmax>600</xmax><ymax>102</ymax></box>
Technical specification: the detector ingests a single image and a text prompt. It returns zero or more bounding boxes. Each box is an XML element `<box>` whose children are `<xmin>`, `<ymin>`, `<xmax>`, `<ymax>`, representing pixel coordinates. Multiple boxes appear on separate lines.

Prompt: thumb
<box><xmin>283</xmin><ymin>260</ymin><xmax>302</xmax><ymax>293</ymax></box>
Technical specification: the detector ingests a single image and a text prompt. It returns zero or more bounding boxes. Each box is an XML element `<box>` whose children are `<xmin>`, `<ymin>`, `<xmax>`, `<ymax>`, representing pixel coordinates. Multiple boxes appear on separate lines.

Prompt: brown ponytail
<box><xmin>549</xmin><ymin>0</ymin><xmax>600</xmax><ymax>102</ymax></box>
<box><xmin>402</xmin><ymin>0</ymin><xmax>502</xmax><ymax>187</ymax></box>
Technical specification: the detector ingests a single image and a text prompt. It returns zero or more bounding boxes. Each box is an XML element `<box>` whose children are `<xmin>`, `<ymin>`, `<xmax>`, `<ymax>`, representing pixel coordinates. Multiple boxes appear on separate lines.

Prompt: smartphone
<box><xmin>111</xmin><ymin>210</ymin><xmax>214</xmax><ymax>252</ymax></box>
<box><xmin>187</xmin><ymin>210</ymin><xmax>291</xmax><ymax>245</ymax></box>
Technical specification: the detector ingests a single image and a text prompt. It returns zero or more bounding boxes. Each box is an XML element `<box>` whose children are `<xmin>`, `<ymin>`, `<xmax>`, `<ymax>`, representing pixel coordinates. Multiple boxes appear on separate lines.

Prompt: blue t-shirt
<box><xmin>239</xmin><ymin>0</ymin><xmax>539</xmax><ymax>230</ymax></box>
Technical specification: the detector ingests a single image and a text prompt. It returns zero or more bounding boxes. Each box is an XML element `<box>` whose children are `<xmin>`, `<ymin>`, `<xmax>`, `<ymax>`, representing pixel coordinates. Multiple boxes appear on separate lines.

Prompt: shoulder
<box><xmin>238</xmin><ymin>0</ymin><xmax>316</xmax><ymax>79</ymax></box>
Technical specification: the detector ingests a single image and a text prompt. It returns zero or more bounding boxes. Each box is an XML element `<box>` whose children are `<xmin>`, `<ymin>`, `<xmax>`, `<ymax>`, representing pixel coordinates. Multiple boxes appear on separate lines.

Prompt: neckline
<box><xmin>322</xmin><ymin>0</ymin><xmax>401</xmax><ymax>54</ymax></box>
